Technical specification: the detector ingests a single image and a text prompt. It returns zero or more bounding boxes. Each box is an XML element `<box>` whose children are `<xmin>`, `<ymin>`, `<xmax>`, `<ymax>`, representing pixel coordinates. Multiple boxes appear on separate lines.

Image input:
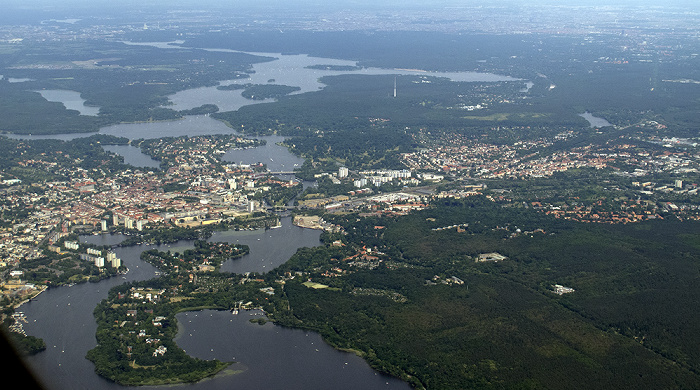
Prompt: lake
<box><xmin>34</xmin><ymin>89</ymin><xmax>100</xmax><ymax>116</ymax></box>
<box><xmin>579</xmin><ymin>111</ymin><xmax>613</xmax><ymax>128</ymax></box>
<box><xmin>120</xmin><ymin>40</ymin><xmax>523</xmax><ymax>112</ymax></box>
<box><xmin>174</xmin><ymin>309</ymin><xmax>409</xmax><ymax>390</ymax></box>
<box><xmin>164</xmin><ymin>45</ymin><xmax>524</xmax><ymax>112</ymax></box>
<box><xmin>10</xmin><ymin>42</ymin><xmax>519</xmax><ymax>389</ymax></box>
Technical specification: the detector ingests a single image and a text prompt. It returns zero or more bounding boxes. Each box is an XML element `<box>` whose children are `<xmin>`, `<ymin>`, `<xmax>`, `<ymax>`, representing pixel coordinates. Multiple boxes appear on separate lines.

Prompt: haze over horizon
<box><xmin>4</xmin><ymin>0</ymin><xmax>700</xmax><ymax>9</ymax></box>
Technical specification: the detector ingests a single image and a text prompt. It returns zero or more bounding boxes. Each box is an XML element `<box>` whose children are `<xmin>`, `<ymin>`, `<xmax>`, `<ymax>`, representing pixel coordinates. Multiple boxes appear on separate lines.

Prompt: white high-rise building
<box><xmin>339</xmin><ymin>167</ymin><xmax>349</xmax><ymax>178</ymax></box>
<box><xmin>353</xmin><ymin>178</ymin><xmax>368</xmax><ymax>188</ymax></box>
<box><xmin>87</xmin><ymin>248</ymin><xmax>102</xmax><ymax>256</ymax></box>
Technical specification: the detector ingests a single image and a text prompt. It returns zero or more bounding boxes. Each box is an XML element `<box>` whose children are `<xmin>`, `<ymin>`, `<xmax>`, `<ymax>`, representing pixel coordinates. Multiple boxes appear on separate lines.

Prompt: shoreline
<box><xmin>15</xmin><ymin>284</ymin><xmax>48</xmax><ymax>309</ymax></box>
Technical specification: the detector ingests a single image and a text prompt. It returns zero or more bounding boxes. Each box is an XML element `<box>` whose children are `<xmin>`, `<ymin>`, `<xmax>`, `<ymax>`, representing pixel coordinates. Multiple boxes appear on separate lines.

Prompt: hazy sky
<box><xmin>2</xmin><ymin>0</ymin><xmax>697</xmax><ymax>26</ymax></box>
<box><xmin>4</xmin><ymin>0</ymin><xmax>700</xmax><ymax>7</ymax></box>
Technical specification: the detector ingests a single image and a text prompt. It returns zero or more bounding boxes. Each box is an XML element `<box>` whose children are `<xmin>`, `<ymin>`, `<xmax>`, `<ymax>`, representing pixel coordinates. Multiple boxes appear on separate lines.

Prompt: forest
<box><xmin>268</xmin><ymin>198</ymin><xmax>700</xmax><ymax>389</ymax></box>
<box><xmin>0</xmin><ymin>134</ymin><xmax>130</xmax><ymax>183</ymax></box>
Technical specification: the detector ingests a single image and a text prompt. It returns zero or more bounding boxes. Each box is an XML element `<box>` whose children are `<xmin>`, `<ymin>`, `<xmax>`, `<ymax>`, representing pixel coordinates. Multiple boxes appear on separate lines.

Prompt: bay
<box><xmin>101</xmin><ymin>144</ymin><xmax>161</xmax><ymax>169</ymax></box>
<box><xmin>173</xmin><ymin>309</ymin><xmax>410</xmax><ymax>390</ymax></box>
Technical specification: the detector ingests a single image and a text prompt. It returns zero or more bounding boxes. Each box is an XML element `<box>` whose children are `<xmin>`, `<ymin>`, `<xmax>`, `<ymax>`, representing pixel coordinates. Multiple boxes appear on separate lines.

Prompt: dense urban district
<box><xmin>1</xmin><ymin>3</ymin><xmax>700</xmax><ymax>389</ymax></box>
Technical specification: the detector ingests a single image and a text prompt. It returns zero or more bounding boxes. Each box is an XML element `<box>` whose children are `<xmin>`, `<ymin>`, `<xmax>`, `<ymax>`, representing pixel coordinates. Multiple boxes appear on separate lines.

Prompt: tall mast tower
<box><xmin>393</xmin><ymin>77</ymin><xmax>397</xmax><ymax>98</ymax></box>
